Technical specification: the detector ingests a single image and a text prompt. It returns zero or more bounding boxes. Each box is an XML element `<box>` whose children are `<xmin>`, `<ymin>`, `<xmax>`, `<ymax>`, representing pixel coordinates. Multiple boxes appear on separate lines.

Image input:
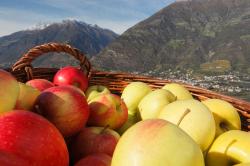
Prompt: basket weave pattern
<box><xmin>6</xmin><ymin>42</ymin><xmax>250</xmax><ymax>131</ymax></box>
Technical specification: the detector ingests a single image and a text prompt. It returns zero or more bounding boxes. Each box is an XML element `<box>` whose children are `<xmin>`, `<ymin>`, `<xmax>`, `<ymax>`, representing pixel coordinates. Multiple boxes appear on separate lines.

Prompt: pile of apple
<box><xmin>0</xmin><ymin>66</ymin><xmax>250</xmax><ymax>166</ymax></box>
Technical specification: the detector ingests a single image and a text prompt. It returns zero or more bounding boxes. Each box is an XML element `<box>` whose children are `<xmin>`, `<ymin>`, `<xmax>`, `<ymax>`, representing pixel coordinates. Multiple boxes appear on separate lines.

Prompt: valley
<box><xmin>139</xmin><ymin>69</ymin><xmax>250</xmax><ymax>101</ymax></box>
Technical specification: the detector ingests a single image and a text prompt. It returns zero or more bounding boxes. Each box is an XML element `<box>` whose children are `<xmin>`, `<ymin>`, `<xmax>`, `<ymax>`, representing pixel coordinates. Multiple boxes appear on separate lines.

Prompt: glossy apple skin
<box><xmin>26</xmin><ymin>79</ymin><xmax>54</xmax><ymax>91</ymax></box>
<box><xmin>53</xmin><ymin>66</ymin><xmax>88</xmax><ymax>92</ymax></box>
<box><xmin>162</xmin><ymin>83</ymin><xmax>193</xmax><ymax>100</ymax></box>
<box><xmin>88</xmin><ymin>94</ymin><xmax>128</xmax><ymax>129</ymax></box>
<box><xmin>0</xmin><ymin>111</ymin><xmax>69</xmax><ymax>166</ymax></box>
<box><xmin>158</xmin><ymin>99</ymin><xmax>216</xmax><ymax>152</ymax></box>
<box><xmin>206</xmin><ymin>130</ymin><xmax>250</xmax><ymax>166</ymax></box>
<box><xmin>121</xmin><ymin>82</ymin><xmax>152</xmax><ymax>115</ymax></box>
<box><xmin>0</xmin><ymin>69</ymin><xmax>19</xmax><ymax>113</ymax></box>
<box><xmin>138</xmin><ymin>89</ymin><xmax>175</xmax><ymax>120</ymax></box>
<box><xmin>202</xmin><ymin>99</ymin><xmax>241</xmax><ymax>137</ymax></box>
<box><xmin>71</xmin><ymin>127</ymin><xmax>120</xmax><ymax>163</ymax></box>
<box><xmin>15</xmin><ymin>82</ymin><xmax>41</xmax><ymax>111</ymax></box>
<box><xmin>0</xmin><ymin>150</ymin><xmax>30</xmax><ymax>166</ymax></box>
<box><xmin>74</xmin><ymin>153</ymin><xmax>111</xmax><ymax>166</ymax></box>
<box><xmin>86</xmin><ymin>85</ymin><xmax>111</xmax><ymax>102</ymax></box>
<box><xmin>111</xmin><ymin>119</ymin><xmax>204</xmax><ymax>166</ymax></box>
<box><xmin>234</xmin><ymin>163</ymin><xmax>250</xmax><ymax>166</ymax></box>
<box><xmin>116</xmin><ymin>112</ymin><xmax>139</xmax><ymax>135</ymax></box>
<box><xmin>33</xmin><ymin>85</ymin><xmax>89</xmax><ymax>137</ymax></box>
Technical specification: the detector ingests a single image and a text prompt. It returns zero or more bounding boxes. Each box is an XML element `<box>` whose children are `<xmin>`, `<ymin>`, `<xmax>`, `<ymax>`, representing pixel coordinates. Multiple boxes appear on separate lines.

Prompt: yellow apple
<box><xmin>121</xmin><ymin>82</ymin><xmax>152</xmax><ymax>115</ymax></box>
<box><xmin>206</xmin><ymin>130</ymin><xmax>250</xmax><ymax>166</ymax></box>
<box><xmin>15</xmin><ymin>82</ymin><xmax>41</xmax><ymax>111</ymax></box>
<box><xmin>138</xmin><ymin>89</ymin><xmax>175</xmax><ymax>120</ymax></box>
<box><xmin>85</xmin><ymin>85</ymin><xmax>110</xmax><ymax>102</ymax></box>
<box><xmin>234</xmin><ymin>163</ymin><xmax>250</xmax><ymax>166</ymax></box>
<box><xmin>162</xmin><ymin>83</ymin><xmax>193</xmax><ymax>100</ymax></box>
<box><xmin>0</xmin><ymin>69</ymin><xmax>19</xmax><ymax>113</ymax></box>
<box><xmin>202</xmin><ymin>99</ymin><xmax>241</xmax><ymax>137</ymax></box>
<box><xmin>158</xmin><ymin>99</ymin><xmax>216</xmax><ymax>152</ymax></box>
<box><xmin>111</xmin><ymin>119</ymin><xmax>204</xmax><ymax>166</ymax></box>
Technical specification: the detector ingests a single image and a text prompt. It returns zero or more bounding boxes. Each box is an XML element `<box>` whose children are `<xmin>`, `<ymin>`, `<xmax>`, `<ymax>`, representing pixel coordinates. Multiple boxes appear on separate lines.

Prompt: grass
<box><xmin>200</xmin><ymin>60</ymin><xmax>231</xmax><ymax>73</ymax></box>
<box><xmin>167</xmin><ymin>39</ymin><xmax>185</xmax><ymax>49</ymax></box>
<box><xmin>240</xmin><ymin>35</ymin><xmax>250</xmax><ymax>41</ymax></box>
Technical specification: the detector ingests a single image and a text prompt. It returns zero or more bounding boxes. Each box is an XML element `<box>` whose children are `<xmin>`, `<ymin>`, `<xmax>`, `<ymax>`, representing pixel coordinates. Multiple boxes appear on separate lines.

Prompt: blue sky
<box><xmin>0</xmin><ymin>0</ymin><xmax>175</xmax><ymax>36</ymax></box>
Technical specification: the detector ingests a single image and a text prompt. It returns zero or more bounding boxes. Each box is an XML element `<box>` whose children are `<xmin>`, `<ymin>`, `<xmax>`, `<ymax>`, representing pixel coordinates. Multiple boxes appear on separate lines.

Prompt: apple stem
<box><xmin>225</xmin><ymin>139</ymin><xmax>237</xmax><ymax>154</ymax></box>
<box><xmin>101</xmin><ymin>125</ymin><xmax>110</xmax><ymax>134</ymax></box>
<box><xmin>177</xmin><ymin>109</ymin><xmax>191</xmax><ymax>126</ymax></box>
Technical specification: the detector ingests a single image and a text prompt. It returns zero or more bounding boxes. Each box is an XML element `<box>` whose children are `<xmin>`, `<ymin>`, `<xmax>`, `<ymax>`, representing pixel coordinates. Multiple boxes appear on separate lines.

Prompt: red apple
<box><xmin>88</xmin><ymin>93</ymin><xmax>128</xmax><ymax>129</ymax></box>
<box><xmin>26</xmin><ymin>79</ymin><xmax>54</xmax><ymax>91</ymax></box>
<box><xmin>74</xmin><ymin>153</ymin><xmax>111</xmax><ymax>166</ymax></box>
<box><xmin>0</xmin><ymin>110</ymin><xmax>69</xmax><ymax>166</ymax></box>
<box><xmin>0</xmin><ymin>69</ymin><xmax>19</xmax><ymax>113</ymax></box>
<box><xmin>33</xmin><ymin>85</ymin><xmax>89</xmax><ymax>137</ymax></box>
<box><xmin>53</xmin><ymin>66</ymin><xmax>88</xmax><ymax>92</ymax></box>
<box><xmin>70</xmin><ymin>126</ymin><xmax>120</xmax><ymax>163</ymax></box>
<box><xmin>0</xmin><ymin>150</ymin><xmax>30</xmax><ymax>166</ymax></box>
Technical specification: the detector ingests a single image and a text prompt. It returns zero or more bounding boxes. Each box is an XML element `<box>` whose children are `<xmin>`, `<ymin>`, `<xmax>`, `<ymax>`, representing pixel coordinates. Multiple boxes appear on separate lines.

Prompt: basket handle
<box><xmin>12</xmin><ymin>42</ymin><xmax>91</xmax><ymax>80</ymax></box>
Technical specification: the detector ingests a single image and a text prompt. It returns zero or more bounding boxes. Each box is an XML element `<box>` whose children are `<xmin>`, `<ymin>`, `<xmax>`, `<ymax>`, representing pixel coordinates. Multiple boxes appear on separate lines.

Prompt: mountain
<box><xmin>0</xmin><ymin>20</ymin><xmax>118</xmax><ymax>68</ymax></box>
<box><xmin>92</xmin><ymin>0</ymin><xmax>250</xmax><ymax>74</ymax></box>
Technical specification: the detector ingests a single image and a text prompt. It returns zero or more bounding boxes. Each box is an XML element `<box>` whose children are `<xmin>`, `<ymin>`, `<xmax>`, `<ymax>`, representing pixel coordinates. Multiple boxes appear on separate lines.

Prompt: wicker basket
<box><xmin>5</xmin><ymin>42</ymin><xmax>250</xmax><ymax>131</ymax></box>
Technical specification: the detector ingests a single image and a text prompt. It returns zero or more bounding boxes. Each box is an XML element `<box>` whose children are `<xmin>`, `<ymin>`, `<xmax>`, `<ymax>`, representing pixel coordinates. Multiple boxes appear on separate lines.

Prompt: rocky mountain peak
<box><xmin>0</xmin><ymin>20</ymin><xmax>118</xmax><ymax>68</ymax></box>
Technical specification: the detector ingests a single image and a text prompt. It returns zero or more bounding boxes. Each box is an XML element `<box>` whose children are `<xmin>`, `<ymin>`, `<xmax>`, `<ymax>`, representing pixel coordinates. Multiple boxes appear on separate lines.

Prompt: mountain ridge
<box><xmin>0</xmin><ymin>20</ymin><xmax>118</xmax><ymax>68</ymax></box>
<box><xmin>92</xmin><ymin>0</ymin><xmax>250</xmax><ymax>74</ymax></box>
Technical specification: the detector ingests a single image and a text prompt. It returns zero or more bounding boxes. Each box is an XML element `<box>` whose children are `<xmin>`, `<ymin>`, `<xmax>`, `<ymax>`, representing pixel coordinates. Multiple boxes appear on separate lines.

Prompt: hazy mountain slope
<box><xmin>92</xmin><ymin>0</ymin><xmax>250</xmax><ymax>74</ymax></box>
<box><xmin>0</xmin><ymin>20</ymin><xmax>118</xmax><ymax>68</ymax></box>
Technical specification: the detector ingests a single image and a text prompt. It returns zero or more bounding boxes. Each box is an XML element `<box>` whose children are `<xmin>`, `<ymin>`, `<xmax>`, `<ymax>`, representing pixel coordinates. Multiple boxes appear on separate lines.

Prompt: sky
<box><xmin>0</xmin><ymin>0</ymin><xmax>176</xmax><ymax>37</ymax></box>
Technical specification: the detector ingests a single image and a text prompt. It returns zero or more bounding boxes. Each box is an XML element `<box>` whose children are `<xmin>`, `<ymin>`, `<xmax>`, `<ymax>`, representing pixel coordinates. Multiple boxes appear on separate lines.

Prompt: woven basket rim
<box><xmin>3</xmin><ymin>42</ymin><xmax>250</xmax><ymax>131</ymax></box>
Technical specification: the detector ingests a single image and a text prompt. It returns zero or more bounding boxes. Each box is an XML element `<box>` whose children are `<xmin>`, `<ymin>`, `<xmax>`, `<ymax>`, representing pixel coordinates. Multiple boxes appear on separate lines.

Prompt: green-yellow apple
<box><xmin>0</xmin><ymin>69</ymin><xmax>19</xmax><ymax>113</ymax></box>
<box><xmin>74</xmin><ymin>153</ymin><xmax>111</xmax><ymax>166</ymax></box>
<box><xmin>33</xmin><ymin>85</ymin><xmax>90</xmax><ymax>137</ymax></box>
<box><xmin>85</xmin><ymin>85</ymin><xmax>110</xmax><ymax>102</ymax></box>
<box><xmin>202</xmin><ymin>99</ymin><xmax>241</xmax><ymax>137</ymax></box>
<box><xmin>206</xmin><ymin>130</ymin><xmax>250</xmax><ymax>166</ymax></box>
<box><xmin>158</xmin><ymin>99</ymin><xmax>216</xmax><ymax>152</ymax></box>
<box><xmin>26</xmin><ymin>79</ymin><xmax>54</xmax><ymax>91</ymax></box>
<box><xmin>116</xmin><ymin>112</ymin><xmax>139</xmax><ymax>135</ymax></box>
<box><xmin>70</xmin><ymin>126</ymin><xmax>120</xmax><ymax>163</ymax></box>
<box><xmin>88</xmin><ymin>93</ymin><xmax>128</xmax><ymax>129</ymax></box>
<box><xmin>111</xmin><ymin>119</ymin><xmax>204</xmax><ymax>166</ymax></box>
<box><xmin>121</xmin><ymin>82</ymin><xmax>152</xmax><ymax>115</ymax></box>
<box><xmin>138</xmin><ymin>89</ymin><xmax>175</xmax><ymax>120</ymax></box>
<box><xmin>162</xmin><ymin>83</ymin><xmax>193</xmax><ymax>100</ymax></box>
<box><xmin>15</xmin><ymin>82</ymin><xmax>41</xmax><ymax>111</ymax></box>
